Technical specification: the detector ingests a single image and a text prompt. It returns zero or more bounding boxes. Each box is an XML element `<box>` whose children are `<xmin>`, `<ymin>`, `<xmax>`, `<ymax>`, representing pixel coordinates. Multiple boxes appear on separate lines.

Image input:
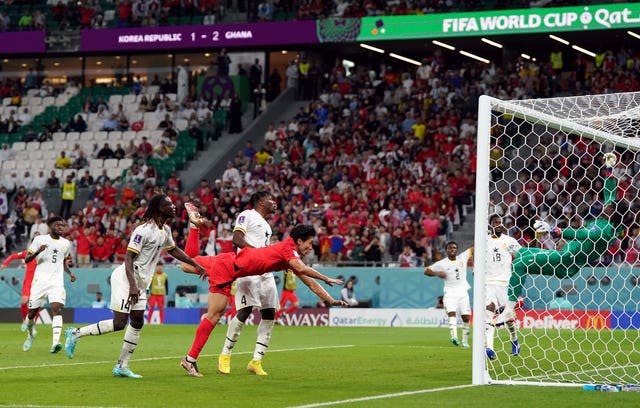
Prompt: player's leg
<box><xmin>284</xmin><ymin>291</ymin><xmax>299</xmax><ymax>315</ymax></box>
<box><xmin>219</xmin><ymin>277</ymin><xmax>259</xmax><ymax>374</ymax></box>
<box><xmin>49</xmin><ymin>301</ymin><xmax>64</xmax><ymax>353</ymax></box>
<box><xmin>459</xmin><ymin>295</ymin><xmax>471</xmax><ymax>348</ymax></box>
<box><xmin>23</xmin><ymin>286</ymin><xmax>46</xmax><ymax>351</ymax></box>
<box><xmin>112</xmin><ymin>307</ymin><xmax>144</xmax><ymax>378</ymax></box>
<box><xmin>275</xmin><ymin>292</ymin><xmax>288</xmax><ymax>321</ymax></box>
<box><xmin>158</xmin><ymin>295</ymin><xmax>165</xmax><ymax>324</ymax></box>
<box><xmin>496</xmin><ymin>285</ymin><xmax>519</xmax><ymax>355</ymax></box>
<box><xmin>485</xmin><ymin>286</ymin><xmax>497</xmax><ymax>360</ymax></box>
<box><xmin>443</xmin><ymin>294</ymin><xmax>459</xmax><ymax>345</ymax></box>
<box><xmin>182</xmin><ymin>291</ymin><xmax>228</xmax><ymax>377</ymax></box>
<box><xmin>65</xmin><ymin>267</ymin><xmax>128</xmax><ymax>358</ymax></box>
<box><xmin>247</xmin><ymin>277</ymin><xmax>278</xmax><ymax>376</ymax></box>
<box><xmin>146</xmin><ymin>295</ymin><xmax>156</xmax><ymax>323</ymax></box>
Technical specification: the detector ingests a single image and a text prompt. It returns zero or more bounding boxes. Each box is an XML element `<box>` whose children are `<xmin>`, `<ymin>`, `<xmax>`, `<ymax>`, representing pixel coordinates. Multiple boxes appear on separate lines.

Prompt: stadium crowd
<box><xmin>1</xmin><ymin>29</ymin><xmax>640</xmax><ymax>268</ymax></box>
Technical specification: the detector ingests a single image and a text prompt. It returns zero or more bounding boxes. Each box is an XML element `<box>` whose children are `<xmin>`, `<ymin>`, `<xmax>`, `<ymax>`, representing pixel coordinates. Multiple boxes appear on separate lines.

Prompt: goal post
<box><xmin>473</xmin><ymin>93</ymin><xmax>640</xmax><ymax>387</ymax></box>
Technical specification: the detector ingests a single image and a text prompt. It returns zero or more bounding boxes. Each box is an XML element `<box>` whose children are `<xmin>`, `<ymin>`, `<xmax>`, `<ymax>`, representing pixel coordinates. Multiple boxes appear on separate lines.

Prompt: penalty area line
<box><xmin>286</xmin><ymin>384</ymin><xmax>477</xmax><ymax>408</ymax></box>
<box><xmin>0</xmin><ymin>344</ymin><xmax>355</xmax><ymax>371</ymax></box>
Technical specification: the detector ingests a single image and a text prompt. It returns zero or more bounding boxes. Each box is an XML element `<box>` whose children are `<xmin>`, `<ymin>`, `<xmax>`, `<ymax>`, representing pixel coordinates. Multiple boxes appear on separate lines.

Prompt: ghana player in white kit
<box><xmin>217</xmin><ymin>191</ymin><xmax>278</xmax><ymax>376</ymax></box>
<box><xmin>425</xmin><ymin>241</ymin><xmax>472</xmax><ymax>347</ymax></box>
<box><xmin>64</xmin><ymin>194</ymin><xmax>204</xmax><ymax>378</ymax></box>
<box><xmin>23</xmin><ymin>216</ymin><xmax>76</xmax><ymax>353</ymax></box>
<box><xmin>485</xmin><ymin>214</ymin><xmax>521</xmax><ymax>360</ymax></box>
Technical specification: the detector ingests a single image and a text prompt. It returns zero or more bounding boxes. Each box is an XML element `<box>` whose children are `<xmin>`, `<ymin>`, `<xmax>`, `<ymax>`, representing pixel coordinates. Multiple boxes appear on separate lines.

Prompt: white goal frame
<box><xmin>472</xmin><ymin>93</ymin><xmax>640</xmax><ymax>387</ymax></box>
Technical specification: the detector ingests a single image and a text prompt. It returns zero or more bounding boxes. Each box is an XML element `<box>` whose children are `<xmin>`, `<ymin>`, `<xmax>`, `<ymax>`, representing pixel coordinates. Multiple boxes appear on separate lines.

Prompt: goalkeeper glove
<box><xmin>550</xmin><ymin>227</ymin><xmax>562</xmax><ymax>239</ymax></box>
<box><xmin>603</xmin><ymin>152</ymin><xmax>617</xmax><ymax>176</ymax></box>
<box><xmin>534</xmin><ymin>220</ymin><xmax>562</xmax><ymax>239</ymax></box>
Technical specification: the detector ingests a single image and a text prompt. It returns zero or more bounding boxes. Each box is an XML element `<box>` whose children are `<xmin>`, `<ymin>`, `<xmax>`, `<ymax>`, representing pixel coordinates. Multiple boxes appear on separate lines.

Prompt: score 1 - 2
<box><xmin>191</xmin><ymin>31</ymin><xmax>220</xmax><ymax>42</ymax></box>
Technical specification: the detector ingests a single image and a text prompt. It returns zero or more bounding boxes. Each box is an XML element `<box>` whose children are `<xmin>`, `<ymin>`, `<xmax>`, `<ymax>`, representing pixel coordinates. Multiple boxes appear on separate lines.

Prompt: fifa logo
<box><xmin>584</xmin><ymin>315</ymin><xmax>607</xmax><ymax>329</ymax></box>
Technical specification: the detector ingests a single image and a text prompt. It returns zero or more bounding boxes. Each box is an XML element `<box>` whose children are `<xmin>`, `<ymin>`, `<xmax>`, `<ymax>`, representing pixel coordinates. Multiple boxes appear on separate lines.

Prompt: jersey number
<box><xmin>240</xmin><ymin>295</ymin><xmax>247</xmax><ymax>305</ymax></box>
<box><xmin>455</xmin><ymin>270</ymin><xmax>460</xmax><ymax>280</ymax></box>
<box><xmin>120</xmin><ymin>299</ymin><xmax>131</xmax><ymax>312</ymax></box>
<box><xmin>52</xmin><ymin>253</ymin><xmax>57</xmax><ymax>263</ymax></box>
<box><xmin>493</xmin><ymin>253</ymin><xmax>501</xmax><ymax>262</ymax></box>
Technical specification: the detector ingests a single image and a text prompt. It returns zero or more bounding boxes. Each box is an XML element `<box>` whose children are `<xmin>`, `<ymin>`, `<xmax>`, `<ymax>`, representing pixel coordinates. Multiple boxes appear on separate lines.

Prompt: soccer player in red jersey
<box><xmin>1</xmin><ymin>250</ymin><xmax>37</xmax><ymax>325</ymax></box>
<box><xmin>179</xmin><ymin>204</ymin><xmax>347</xmax><ymax>377</ymax></box>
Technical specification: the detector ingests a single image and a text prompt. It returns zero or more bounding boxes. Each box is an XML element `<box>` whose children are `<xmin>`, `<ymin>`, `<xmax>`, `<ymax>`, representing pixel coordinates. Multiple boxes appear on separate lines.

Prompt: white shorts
<box><xmin>234</xmin><ymin>274</ymin><xmax>278</xmax><ymax>310</ymax></box>
<box><xmin>28</xmin><ymin>283</ymin><xmax>66</xmax><ymax>309</ymax></box>
<box><xmin>443</xmin><ymin>292</ymin><xmax>470</xmax><ymax>315</ymax></box>
<box><xmin>485</xmin><ymin>284</ymin><xmax>508</xmax><ymax>309</ymax></box>
<box><xmin>109</xmin><ymin>265</ymin><xmax>148</xmax><ymax>313</ymax></box>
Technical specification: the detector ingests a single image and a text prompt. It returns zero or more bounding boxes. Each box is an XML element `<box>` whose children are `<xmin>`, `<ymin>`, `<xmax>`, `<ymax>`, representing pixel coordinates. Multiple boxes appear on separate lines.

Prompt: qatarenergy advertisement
<box><xmin>328</xmin><ymin>308</ymin><xmax>452</xmax><ymax>328</ymax></box>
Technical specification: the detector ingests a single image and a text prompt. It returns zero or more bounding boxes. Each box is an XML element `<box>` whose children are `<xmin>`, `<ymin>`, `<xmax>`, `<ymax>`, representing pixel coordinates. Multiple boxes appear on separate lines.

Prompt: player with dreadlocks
<box><xmin>64</xmin><ymin>194</ymin><xmax>205</xmax><ymax>378</ymax></box>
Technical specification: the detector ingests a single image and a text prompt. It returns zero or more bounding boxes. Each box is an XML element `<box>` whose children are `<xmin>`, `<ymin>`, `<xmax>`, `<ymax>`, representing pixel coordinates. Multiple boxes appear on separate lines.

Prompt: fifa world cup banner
<box><xmin>513</xmin><ymin>310</ymin><xmax>611</xmax><ymax>330</ymax></box>
<box><xmin>329</xmin><ymin>308</ymin><xmax>456</xmax><ymax>327</ymax></box>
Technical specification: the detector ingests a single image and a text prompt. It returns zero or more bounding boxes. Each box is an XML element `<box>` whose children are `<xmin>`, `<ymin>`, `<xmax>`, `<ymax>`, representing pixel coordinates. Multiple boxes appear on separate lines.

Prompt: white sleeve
<box><xmin>27</xmin><ymin>236</ymin><xmax>41</xmax><ymax>254</ymax></box>
<box><xmin>163</xmin><ymin>225</ymin><xmax>176</xmax><ymax>250</ymax></box>
<box><xmin>429</xmin><ymin>259</ymin><xmax>445</xmax><ymax>273</ymax></box>
<box><xmin>127</xmin><ymin>225</ymin><xmax>146</xmax><ymax>254</ymax></box>
<box><xmin>234</xmin><ymin>210</ymin><xmax>251</xmax><ymax>234</ymax></box>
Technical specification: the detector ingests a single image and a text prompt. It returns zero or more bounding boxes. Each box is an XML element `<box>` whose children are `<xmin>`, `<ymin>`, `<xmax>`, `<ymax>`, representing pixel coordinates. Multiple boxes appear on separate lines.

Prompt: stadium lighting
<box><xmin>360</xmin><ymin>43</ymin><xmax>385</xmax><ymax>53</ymax></box>
<box><xmin>481</xmin><ymin>38</ymin><xmax>503</xmax><ymax>48</ymax></box>
<box><xmin>204</xmin><ymin>53</ymin><xmax>211</xmax><ymax>57</ymax></box>
<box><xmin>459</xmin><ymin>50</ymin><xmax>490</xmax><ymax>64</ymax></box>
<box><xmin>549</xmin><ymin>34</ymin><xmax>570</xmax><ymax>45</ymax></box>
<box><xmin>571</xmin><ymin>45</ymin><xmax>596</xmax><ymax>58</ymax></box>
<box><xmin>432</xmin><ymin>40</ymin><xmax>455</xmax><ymax>50</ymax></box>
<box><xmin>389</xmin><ymin>53</ymin><xmax>421</xmax><ymax>66</ymax></box>
<box><xmin>521</xmin><ymin>53</ymin><xmax>531</xmax><ymax>60</ymax></box>
<box><xmin>627</xmin><ymin>30</ymin><xmax>640</xmax><ymax>40</ymax></box>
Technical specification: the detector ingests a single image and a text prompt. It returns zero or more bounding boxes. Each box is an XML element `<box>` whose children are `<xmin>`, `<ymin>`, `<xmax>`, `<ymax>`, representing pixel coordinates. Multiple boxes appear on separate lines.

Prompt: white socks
<box><xmin>221</xmin><ymin>316</ymin><xmax>245</xmax><ymax>355</ymax></box>
<box><xmin>52</xmin><ymin>315</ymin><xmax>63</xmax><ymax>346</ymax></box>
<box><xmin>449</xmin><ymin>316</ymin><xmax>457</xmax><ymax>339</ymax></box>
<box><xmin>486</xmin><ymin>309</ymin><xmax>496</xmax><ymax>349</ymax></box>
<box><xmin>76</xmin><ymin>319</ymin><xmax>115</xmax><ymax>338</ymax></box>
<box><xmin>117</xmin><ymin>325</ymin><xmax>141</xmax><ymax>369</ymax></box>
<box><xmin>507</xmin><ymin>321</ymin><xmax>517</xmax><ymax>341</ymax></box>
<box><xmin>462</xmin><ymin>322</ymin><xmax>470</xmax><ymax>345</ymax></box>
<box><xmin>253</xmin><ymin>319</ymin><xmax>274</xmax><ymax>360</ymax></box>
<box><xmin>26</xmin><ymin>318</ymin><xmax>35</xmax><ymax>336</ymax></box>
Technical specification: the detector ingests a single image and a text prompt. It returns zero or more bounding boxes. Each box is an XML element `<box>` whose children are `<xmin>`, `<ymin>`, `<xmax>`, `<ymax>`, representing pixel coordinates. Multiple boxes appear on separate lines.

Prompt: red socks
<box><xmin>185</xmin><ymin>227</ymin><xmax>201</xmax><ymax>258</ymax></box>
<box><xmin>187</xmin><ymin>318</ymin><xmax>215</xmax><ymax>360</ymax></box>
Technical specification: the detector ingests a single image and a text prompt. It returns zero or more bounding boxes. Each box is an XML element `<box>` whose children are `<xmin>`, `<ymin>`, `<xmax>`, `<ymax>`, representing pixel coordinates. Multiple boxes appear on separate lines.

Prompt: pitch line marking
<box><xmin>0</xmin><ymin>344</ymin><xmax>355</xmax><ymax>371</ymax></box>
<box><xmin>286</xmin><ymin>384</ymin><xmax>477</xmax><ymax>408</ymax></box>
<box><xmin>511</xmin><ymin>362</ymin><xmax>640</xmax><ymax>381</ymax></box>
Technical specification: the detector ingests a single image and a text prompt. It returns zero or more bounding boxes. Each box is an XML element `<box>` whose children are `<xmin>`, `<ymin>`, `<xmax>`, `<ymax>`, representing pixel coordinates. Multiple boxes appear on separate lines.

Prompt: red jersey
<box><xmin>2</xmin><ymin>251</ymin><xmax>36</xmax><ymax>296</ymax></box>
<box><xmin>196</xmin><ymin>237</ymin><xmax>301</xmax><ymax>295</ymax></box>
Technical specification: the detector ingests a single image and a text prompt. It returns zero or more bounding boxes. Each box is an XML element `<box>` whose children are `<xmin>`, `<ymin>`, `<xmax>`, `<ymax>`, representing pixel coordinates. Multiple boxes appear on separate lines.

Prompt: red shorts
<box><xmin>195</xmin><ymin>253</ymin><xmax>236</xmax><ymax>296</ymax></box>
<box><xmin>148</xmin><ymin>295</ymin><xmax>165</xmax><ymax>308</ymax></box>
<box><xmin>280</xmin><ymin>289</ymin><xmax>298</xmax><ymax>306</ymax></box>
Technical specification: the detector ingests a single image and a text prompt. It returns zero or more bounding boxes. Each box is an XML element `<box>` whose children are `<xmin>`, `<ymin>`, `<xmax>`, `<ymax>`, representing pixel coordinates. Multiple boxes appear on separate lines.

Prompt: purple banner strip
<box><xmin>0</xmin><ymin>31</ymin><xmax>46</xmax><ymax>54</ymax></box>
<box><xmin>81</xmin><ymin>21</ymin><xmax>318</xmax><ymax>52</ymax></box>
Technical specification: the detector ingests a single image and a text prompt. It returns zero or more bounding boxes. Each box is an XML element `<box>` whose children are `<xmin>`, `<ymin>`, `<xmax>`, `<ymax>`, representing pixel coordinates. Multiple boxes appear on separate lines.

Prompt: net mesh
<box><xmin>481</xmin><ymin>93</ymin><xmax>640</xmax><ymax>386</ymax></box>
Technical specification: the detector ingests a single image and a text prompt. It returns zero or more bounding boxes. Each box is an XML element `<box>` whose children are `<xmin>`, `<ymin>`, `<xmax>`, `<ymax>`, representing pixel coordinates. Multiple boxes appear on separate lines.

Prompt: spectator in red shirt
<box><xmin>137</xmin><ymin>136</ymin><xmax>153</xmax><ymax>159</ymax></box>
<box><xmin>74</xmin><ymin>228</ymin><xmax>94</xmax><ymax>267</ymax></box>
<box><xmin>102</xmin><ymin>180</ymin><xmax>118</xmax><ymax>207</ymax></box>
<box><xmin>91</xmin><ymin>237</ymin><xmax>113</xmax><ymax>264</ymax></box>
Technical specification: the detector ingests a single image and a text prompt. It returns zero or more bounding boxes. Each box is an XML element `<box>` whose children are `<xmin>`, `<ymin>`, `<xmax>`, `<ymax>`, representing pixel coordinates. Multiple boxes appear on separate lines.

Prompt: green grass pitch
<box><xmin>0</xmin><ymin>323</ymin><xmax>637</xmax><ymax>407</ymax></box>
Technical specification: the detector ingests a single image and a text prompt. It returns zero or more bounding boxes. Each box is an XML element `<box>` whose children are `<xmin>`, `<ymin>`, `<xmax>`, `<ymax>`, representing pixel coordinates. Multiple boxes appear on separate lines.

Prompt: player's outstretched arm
<box><xmin>288</xmin><ymin>258</ymin><xmax>343</xmax><ymax>286</ymax></box>
<box><xmin>297</xmin><ymin>273</ymin><xmax>348</xmax><ymax>307</ymax></box>
<box><xmin>424</xmin><ymin>267</ymin><xmax>445</xmax><ymax>279</ymax></box>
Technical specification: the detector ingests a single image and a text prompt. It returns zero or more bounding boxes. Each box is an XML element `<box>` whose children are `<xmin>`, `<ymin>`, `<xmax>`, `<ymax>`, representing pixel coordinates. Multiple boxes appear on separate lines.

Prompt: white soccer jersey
<box><xmin>28</xmin><ymin>234</ymin><xmax>71</xmax><ymax>287</ymax></box>
<box><xmin>429</xmin><ymin>249</ymin><xmax>471</xmax><ymax>295</ymax></box>
<box><xmin>485</xmin><ymin>234</ymin><xmax>521</xmax><ymax>285</ymax></box>
<box><xmin>234</xmin><ymin>209</ymin><xmax>272</xmax><ymax>248</ymax></box>
<box><xmin>125</xmin><ymin>222</ymin><xmax>175</xmax><ymax>289</ymax></box>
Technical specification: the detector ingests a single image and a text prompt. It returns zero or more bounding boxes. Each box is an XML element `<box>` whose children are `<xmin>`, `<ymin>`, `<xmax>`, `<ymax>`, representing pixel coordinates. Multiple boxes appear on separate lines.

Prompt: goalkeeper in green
<box><xmin>495</xmin><ymin>152</ymin><xmax>627</xmax><ymax>326</ymax></box>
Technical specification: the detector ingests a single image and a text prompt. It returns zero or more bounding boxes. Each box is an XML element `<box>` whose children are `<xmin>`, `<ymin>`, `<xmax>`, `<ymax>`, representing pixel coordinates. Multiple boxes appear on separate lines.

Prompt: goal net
<box><xmin>472</xmin><ymin>93</ymin><xmax>640</xmax><ymax>387</ymax></box>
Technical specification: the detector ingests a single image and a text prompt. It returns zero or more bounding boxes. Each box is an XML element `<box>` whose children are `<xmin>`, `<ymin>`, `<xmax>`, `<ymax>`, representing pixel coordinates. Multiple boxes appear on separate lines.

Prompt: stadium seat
<box><xmin>2</xmin><ymin>97</ymin><xmax>11</xmax><ymax>107</ymax></box>
<box><xmin>122</xmin><ymin>130</ymin><xmax>136</xmax><ymax>143</ymax></box>
<box><xmin>109</xmin><ymin>95</ymin><xmax>123</xmax><ymax>106</ymax></box>
<box><xmin>175</xmin><ymin>119</ymin><xmax>188</xmax><ymax>131</ymax></box>
<box><xmin>66</xmin><ymin>132</ymin><xmax>80</xmax><ymax>142</ymax></box>
<box><xmin>42</xmin><ymin>96</ymin><xmax>55</xmax><ymax>106</ymax></box>
<box><xmin>166</xmin><ymin>93</ymin><xmax>177</xmax><ymax>101</ymax></box>
<box><xmin>31</xmin><ymin>157</ymin><xmax>45</xmax><ymax>166</ymax></box>
<box><xmin>106</xmin><ymin>167</ymin><xmax>121</xmax><ymax>180</ymax></box>
<box><xmin>94</xmin><ymin>131</ymin><xmax>109</xmax><ymax>142</ymax></box>
<box><xmin>16</xmin><ymin>160</ymin><xmax>30</xmax><ymax>170</ymax></box>
<box><xmin>1</xmin><ymin>160</ymin><xmax>16</xmax><ymax>171</ymax></box>
<box><xmin>103</xmin><ymin>158</ymin><xmax>118</xmax><ymax>169</ymax></box>
<box><xmin>118</xmin><ymin>158</ymin><xmax>133</xmax><ymax>169</ymax></box>
<box><xmin>11</xmin><ymin>142</ymin><xmax>26</xmax><ymax>151</ymax></box>
<box><xmin>42</xmin><ymin>150</ymin><xmax>58</xmax><ymax>160</ymax></box>
<box><xmin>80</xmin><ymin>131</ymin><xmax>94</xmax><ymax>141</ymax></box>
<box><xmin>40</xmin><ymin>141</ymin><xmax>54</xmax><ymax>151</ymax></box>
<box><xmin>52</xmin><ymin>132</ymin><xmax>66</xmax><ymax>143</ymax></box>
<box><xmin>108</xmin><ymin>131</ymin><xmax>123</xmax><ymax>142</ymax></box>
<box><xmin>25</xmin><ymin>141</ymin><xmax>40</xmax><ymax>151</ymax></box>
<box><xmin>28</xmin><ymin>97</ymin><xmax>42</xmax><ymax>106</ymax></box>
<box><xmin>123</xmin><ymin>94</ymin><xmax>137</xmax><ymax>105</ymax></box>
